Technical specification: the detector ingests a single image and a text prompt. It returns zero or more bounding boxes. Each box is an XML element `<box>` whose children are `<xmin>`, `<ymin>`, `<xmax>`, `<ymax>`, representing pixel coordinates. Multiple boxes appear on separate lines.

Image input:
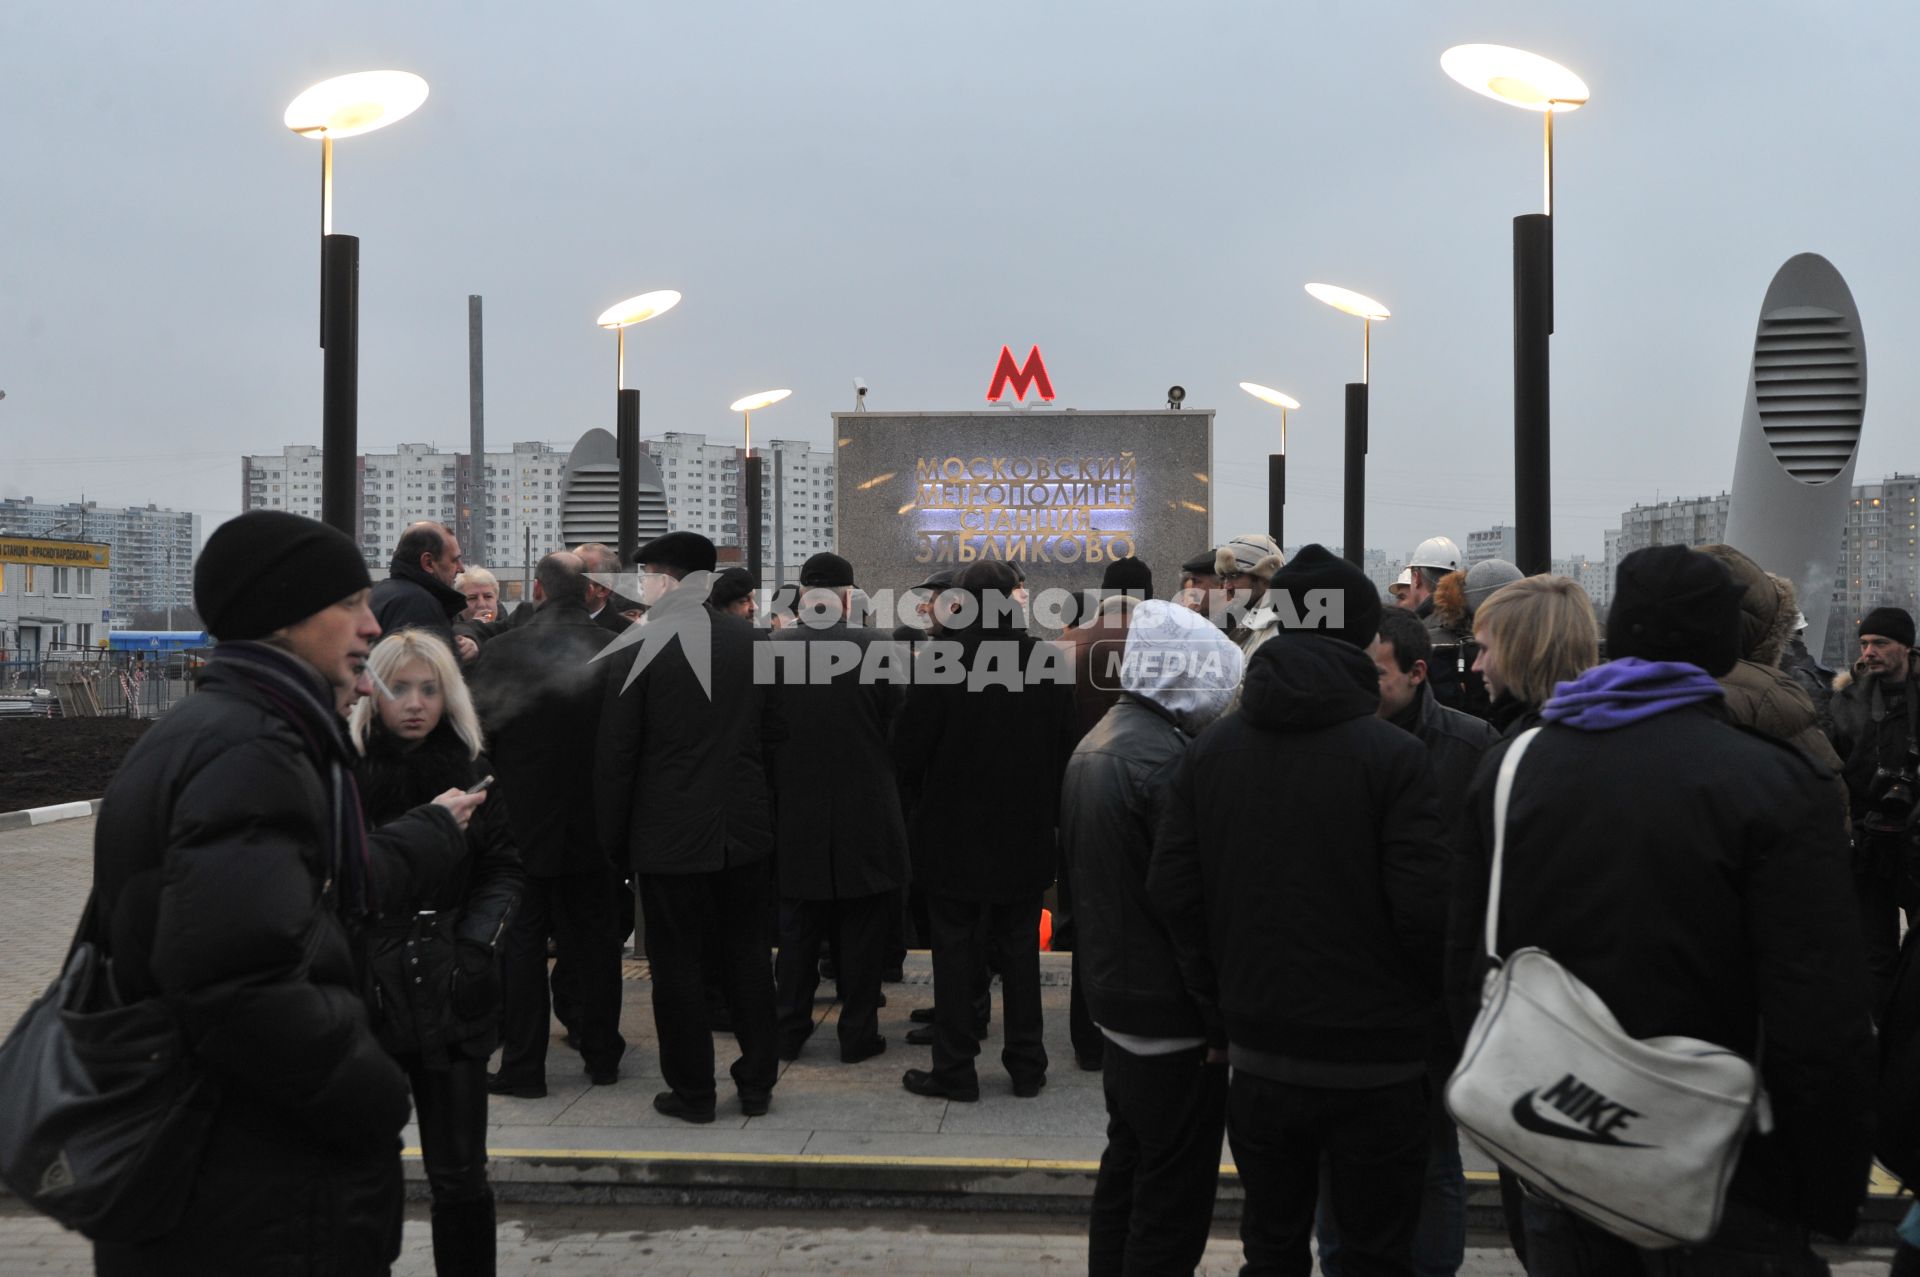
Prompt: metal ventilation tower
<box><xmin>1723</xmin><ymin>253</ymin><xmax>1866</xmax><ymax>658</ymax></box>
<box><xmin>561</xmin><ymin>428</ymin><xmax>669</xmax><ymax>551</ymax></box>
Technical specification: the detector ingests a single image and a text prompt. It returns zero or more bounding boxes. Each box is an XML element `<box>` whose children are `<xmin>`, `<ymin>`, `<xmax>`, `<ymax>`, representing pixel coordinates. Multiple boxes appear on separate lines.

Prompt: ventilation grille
<box><xmin>560</xmin><ymin>464</ymin><xmax>669</xmax><ymax>546</ymax></box>
<box><xmin>1755</xmin><ymin>304</ymin><xmax>1863</xmax><ymax>485</ymax></box>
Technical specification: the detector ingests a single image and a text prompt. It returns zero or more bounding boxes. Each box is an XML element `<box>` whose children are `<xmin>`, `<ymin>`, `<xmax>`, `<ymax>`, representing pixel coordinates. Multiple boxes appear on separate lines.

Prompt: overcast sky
<box><xmin>1</xmin><ymin>1</ymin><xmax>1911</xmax><ymax>563</ymax></box>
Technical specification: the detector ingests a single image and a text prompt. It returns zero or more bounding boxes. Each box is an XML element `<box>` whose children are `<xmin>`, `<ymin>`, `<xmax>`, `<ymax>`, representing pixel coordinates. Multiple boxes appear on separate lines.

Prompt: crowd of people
<box><xmin>79</xmin><ymin>507</ymin><xmax>1910</xmax><ymax>1276</ymax></box>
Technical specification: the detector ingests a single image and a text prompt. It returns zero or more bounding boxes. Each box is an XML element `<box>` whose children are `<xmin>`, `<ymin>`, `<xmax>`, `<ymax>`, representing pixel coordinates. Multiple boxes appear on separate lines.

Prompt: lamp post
<box><xmin>1239</xmin><ymin>382</ymin><xmax>1300</xmax><ymax>552</ymax></box>
<box><xmin>284</xmin><ymin>70</ymin><xmax>429</xmax><ymax>539</ymax></box>
<box><xmin>1305</xmin><ymin>283</ymin><xmax>1390</xmax><ymax>566</ymax></box>
<box><xmin>1442</xmin><ymin>44</ymin><xmax>1589</xmax><ymax>576</ymax></box>
<box><xmin>728</xmin><ymin>389</ymin><xmax>791</xmax><ymax>581</ymax></box>
<box><xmin>595</xmin><ymin>290</ymin><xmax>682</xmax><ymax>564</ymax></box>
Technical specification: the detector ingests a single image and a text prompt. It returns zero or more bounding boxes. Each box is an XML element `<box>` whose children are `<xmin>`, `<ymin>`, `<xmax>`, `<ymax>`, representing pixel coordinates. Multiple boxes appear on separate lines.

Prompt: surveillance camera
<box><xmin>1167</xmin><ymin>385</ymin><xmax>1186</xmax><ymax>407</ymax></box>
<box><xmin>854</xmin><ymin>378</ymin><xmax>868</xmax><ymax>395</ymax></box>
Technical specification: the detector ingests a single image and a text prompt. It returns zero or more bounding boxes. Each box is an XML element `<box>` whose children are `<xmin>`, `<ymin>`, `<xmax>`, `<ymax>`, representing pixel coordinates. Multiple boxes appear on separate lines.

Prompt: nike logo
<box><xmin>1510</xmin><ymin>1074</ymin><xmax>1654</xmax><ymax>1148</ymax></box>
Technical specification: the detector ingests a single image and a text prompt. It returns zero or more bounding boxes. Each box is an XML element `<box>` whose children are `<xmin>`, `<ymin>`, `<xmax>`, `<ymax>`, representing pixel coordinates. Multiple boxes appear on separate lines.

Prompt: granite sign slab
<box><xmin>832</xmin><ymin>410</ymin><xmax>1213</xmax><ymax>630</ymax></box>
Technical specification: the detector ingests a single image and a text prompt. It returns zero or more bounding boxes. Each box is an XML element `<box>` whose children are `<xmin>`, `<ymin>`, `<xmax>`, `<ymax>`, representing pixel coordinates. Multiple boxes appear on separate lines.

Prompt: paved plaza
<box><xmin>0</xmin><ymin>815</ymin><xmax>1902</xmax><ymax>1274</ymax></box>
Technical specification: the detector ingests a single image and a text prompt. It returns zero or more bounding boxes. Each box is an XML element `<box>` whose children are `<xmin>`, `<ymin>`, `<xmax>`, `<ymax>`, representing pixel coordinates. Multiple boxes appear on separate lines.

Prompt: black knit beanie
<box><xmin>1861</xmin><ymin>607</ymin><xmax>1917</xmax><ymax>650</ymax></box>
<box><xmin>1101</xmin><ymin>555</ymin><xmax>1153</xmax><ymax>597</ymax></box>
<box><xmin>1266</xmin><ymin>543</ymin><xmax>1381</xmax><ymax>647</ymax></box>
<box><xmin>1605</xmin><ymin>545</ymin><xmax>1743</xmax><ymax>677</ymax></box>
<box><xmin>194</xmin><ymin>511</ymin><xmax>372</xmax><ymax>641</ymax></box>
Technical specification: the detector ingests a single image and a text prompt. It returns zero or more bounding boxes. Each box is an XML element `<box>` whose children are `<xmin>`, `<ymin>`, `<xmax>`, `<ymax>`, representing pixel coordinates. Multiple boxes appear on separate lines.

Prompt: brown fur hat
<box><xmin>1431</xmin><ymin>570</ymin><xmax>1471</xmax><ymax>630</ymax></box>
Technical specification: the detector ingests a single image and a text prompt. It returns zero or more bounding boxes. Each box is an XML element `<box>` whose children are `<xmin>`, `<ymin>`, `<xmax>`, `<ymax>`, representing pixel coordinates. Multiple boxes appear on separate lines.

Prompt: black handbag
<box><xmin>0</xmin><ymin>892</ymin><xmax>219</xmax><ymax>1242</ymax></box>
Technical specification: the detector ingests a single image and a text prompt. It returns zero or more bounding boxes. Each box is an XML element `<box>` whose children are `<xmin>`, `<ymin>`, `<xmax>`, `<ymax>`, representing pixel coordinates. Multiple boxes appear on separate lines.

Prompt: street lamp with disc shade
<box><xmin>1442</xmin><ymin>42</ymin><xmax>1590</xmax><ymax>573</ymax></box>
<box><xmin>595</xmin><ymin>289</ymin><xmax>682</xmax><ymax>564</ymax></box>
<box><xmin>1241</xmin><ymin>382</ymin><xmax>1300</xmax><ymax>551</ymax></box>
<box><xmin>729</xmin><ymin>390</ymin><xmax>790</xmax><ymax>583</ymax></box>
<box><xmin>1306</xmin><ymin>282</ymin><xmax>1391</xmax><ymax>565</ymax></box>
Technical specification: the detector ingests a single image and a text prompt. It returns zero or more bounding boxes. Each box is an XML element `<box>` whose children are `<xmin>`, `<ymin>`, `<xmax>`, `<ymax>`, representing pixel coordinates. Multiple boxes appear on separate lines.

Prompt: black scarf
<box><xmin>356</xmin><ymin>720</ymin><xmax>477</xmax><ymax>827</ymax></box>
<box><xmin>209</xmin><ymin>641</ymin><xmax>376</xmax><ymax>919</ymax></box>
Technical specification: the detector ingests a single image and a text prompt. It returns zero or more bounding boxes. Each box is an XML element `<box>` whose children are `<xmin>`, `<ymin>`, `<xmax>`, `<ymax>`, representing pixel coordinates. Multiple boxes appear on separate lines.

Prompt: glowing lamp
<box><xmin>729</xmin><ymin>389</ymin><xmax>792</xmax><ymax>414</ymax></box>
<box><xmin>285</xmin><ymin>70</ymin><xmax>430</xmax><ymax>138</ymax></box>
<box><xmin>1441</xmin><ymin>45</ymin><xmax>1588</xmax><ymax>112</ymax></box>
<box><xmin>1441</xmin><ymin>44</ymin><xmax>1589</xmax><ymax>215</ymax></box>
<box><xmin>730</xmin><ymin>389</ymin><xmax>791</xmax><ymax>454</ymax></box>
<box><xmin>1238</xmin><ymin>382</ymin><xmax>1300</xmax><ymax>411</ymax></box>
<box><xmin>597</xmin><ymin>290</ymin><xmax>683</xmax><ymax>330</ymax></box>
<box><xmin>1306</xmin><ymin>283</ymin><xmax>1391</xmax><ymax>384</ymax></box>
<box><xmin>1304</xmin><ymin>284</ymin><xmax>1391</xmax><ymax>321</ymax></box>
<box><xmin>598</xmin><ymin>290</ymin><xmax>682</xmax><ymax>391</ymax></box>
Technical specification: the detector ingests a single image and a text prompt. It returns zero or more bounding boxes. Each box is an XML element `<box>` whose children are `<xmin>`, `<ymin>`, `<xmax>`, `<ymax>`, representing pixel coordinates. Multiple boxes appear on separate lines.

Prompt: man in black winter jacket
<box><xmin>1372</xmin><ymin>609</ymin><xmax>1499</xmax><ymax>847</ymax></box>
<box><xmin>1452</xmin><ymin>547</ymin><xmax>1875</xmax><ymax>1266</ymax></box>
<box><xmin>1821</xmin><ymin>606</ymin><xmax>1920</xmax><ymax>996</ymax></box>
<box><xmin>595</xmin><ymin>532</ymin><xmax>782</xmax><ymax>1123</ymax></box>
<box><xmin>91</xmin><ymin>511</ymin><xmax>483</xmax><ymax>1276</ymax></box>
<box><xmin>371</xmin><ymin>521</ymin><xmax>470</xmax><ymax>655</ymax></box>
<box><xmin>1150</xmin><ymin>544</ymin><xmax>1449</xmax><ymax>1277</ymax></box>
<box><xmin>1062</xmin><ymin>600</ymin><xmax>1244</xmax><ymax>1276</ymax></box>
<box><xmin>470</xmin><ymin>552</ymin><xmax>626</xmax><ymax>1095</ymax></box>
<box><xmin>767</xmin><ymin>553</ymin><xmax>907</xmax><ymax>1064</ymax></box>
<box><xmin>894</xmin><ymin>560</ymin><xmax>1077</xmax><ymax>1102</ymax></box>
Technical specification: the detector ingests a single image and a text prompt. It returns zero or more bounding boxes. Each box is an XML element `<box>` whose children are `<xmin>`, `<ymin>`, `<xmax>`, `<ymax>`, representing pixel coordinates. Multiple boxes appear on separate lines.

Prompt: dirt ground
<box><xmin>0</xmin><ymin>718</ymin><xmax>151</xmax><ymax>813</ymax></box>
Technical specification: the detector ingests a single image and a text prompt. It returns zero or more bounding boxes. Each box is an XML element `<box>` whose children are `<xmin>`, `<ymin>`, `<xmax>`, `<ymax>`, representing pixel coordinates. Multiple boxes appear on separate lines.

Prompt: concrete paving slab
<box><xmin>935</xmin><ymin>1080</ymin><xmax>1110</xmax><ymax>1136</ymax></box>
<box><xmin>742</xmin><ymin>1085</ymin><xmax>949</xmax><ymax>1134</ymax></box>
<box><xmin>549</xmin><ymin>1082</ymin><xmax>755</xmax><ymax>1130</ymax></box>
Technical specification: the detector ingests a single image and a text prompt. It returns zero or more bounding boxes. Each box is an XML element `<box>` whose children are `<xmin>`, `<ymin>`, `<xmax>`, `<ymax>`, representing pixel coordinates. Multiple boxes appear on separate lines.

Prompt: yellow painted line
<box><xmin>401</xmin><ymin>1150</ymin><xmax>1908</xmax><ymax>1198</ymax></box>
<box><xmin>410</xmin><ymin>1148</ymin><xmax>1105</xmax><ymax>1172</ymax></box>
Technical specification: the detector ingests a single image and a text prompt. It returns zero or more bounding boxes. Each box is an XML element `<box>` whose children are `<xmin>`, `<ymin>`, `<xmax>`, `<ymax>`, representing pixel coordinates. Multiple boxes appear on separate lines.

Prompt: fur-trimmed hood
<box><xmin>1697</xmin><ymin>544</ymin><xmax>1795</xmax><ymax>666</ymax></box>
<box><xmin>1431</xmin><ymin>570</ymin><xmax>1471</xmax><ymax>630</ymax></box>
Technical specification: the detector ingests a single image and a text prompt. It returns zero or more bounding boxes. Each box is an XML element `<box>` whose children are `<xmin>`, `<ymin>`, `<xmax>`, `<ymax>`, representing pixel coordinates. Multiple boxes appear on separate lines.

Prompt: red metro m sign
<box><xmin>987</xmin><ymin>345</ymin><xmax>1055</xmax><ymax>404</ymax></box>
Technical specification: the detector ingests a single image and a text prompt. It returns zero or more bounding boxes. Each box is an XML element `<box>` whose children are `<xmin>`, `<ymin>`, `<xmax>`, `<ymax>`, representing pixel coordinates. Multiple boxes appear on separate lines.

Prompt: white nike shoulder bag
<box><xmin>1444</xmin><ymin>726</ymin><xmax>1765</xmax><ymax>1250</ymax></box>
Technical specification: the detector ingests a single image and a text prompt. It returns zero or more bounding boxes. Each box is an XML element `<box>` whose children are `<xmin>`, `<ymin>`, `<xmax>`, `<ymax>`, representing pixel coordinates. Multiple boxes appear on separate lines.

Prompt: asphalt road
<box><xmin>0</xmin><ymin>1199</ymin><xmax>1895</xmax><ymax>1276</ymax></box>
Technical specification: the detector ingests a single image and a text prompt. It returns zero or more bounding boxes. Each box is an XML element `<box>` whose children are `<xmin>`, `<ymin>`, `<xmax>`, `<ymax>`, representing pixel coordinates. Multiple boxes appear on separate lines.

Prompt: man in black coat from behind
<box><xmin>595</xmin><ymin>531</ymin><xmax>782</xmax><ymax>1122</ymax></box>
<box><xmin>893</xmin><ymin>560</ymin><xmax>1077</xmax><ymax>1102</ymax></box>
<box><xmin>768</xmin><ymin>552</ymin><xmax>907</xmax><ymax>1064</ymax></box>
<box><xmin>1062</xmin><ymin>600</ymin><xmax>1244</xmax><ymax>1276</ymax></box>
<box><xmin>1451</xmin><ymin>546</ymin><xmax>1875</xmax><ymax>1263</ymax></box>
<box><xmin>372</xmin><ymin>521</ymin><xmax>470</xmax><ymax>655</ymax></box>
<box><xmin>469</xmin><ymin>551</ymin><xmax>626</xmax><ymax>1096</ymax></box>
<box><xmin>1149</xmin><ymin>544</ymin><xmax>1449</xmax><ymax>1277</ymax></box>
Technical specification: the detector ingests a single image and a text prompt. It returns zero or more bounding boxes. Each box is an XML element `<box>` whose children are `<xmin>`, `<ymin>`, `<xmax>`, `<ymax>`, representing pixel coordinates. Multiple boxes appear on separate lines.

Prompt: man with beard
<box><xmin>1823</xmin><ymin>606</ymin><xmax>1920</xmax><ymax>997</ymax></box>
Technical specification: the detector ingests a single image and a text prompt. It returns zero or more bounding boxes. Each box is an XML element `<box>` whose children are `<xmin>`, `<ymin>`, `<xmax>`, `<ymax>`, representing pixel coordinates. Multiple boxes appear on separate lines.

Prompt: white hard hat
<box><xmin>1409</xmin><ymin>536</ymin><xmax>1463</xmax><ymax>573</ymax></box>
<box><xmin>1390</xmin><ymin>569</ymin><xmax>1413</xmax><ymax>591</ymax></box>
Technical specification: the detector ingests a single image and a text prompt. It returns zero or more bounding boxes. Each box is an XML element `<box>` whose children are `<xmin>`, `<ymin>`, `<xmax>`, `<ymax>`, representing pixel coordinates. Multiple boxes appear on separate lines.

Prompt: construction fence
<box><xmin>0</xmin><ymin>643</ymin><xmax>203</xmax><ymax>719</ymax></box>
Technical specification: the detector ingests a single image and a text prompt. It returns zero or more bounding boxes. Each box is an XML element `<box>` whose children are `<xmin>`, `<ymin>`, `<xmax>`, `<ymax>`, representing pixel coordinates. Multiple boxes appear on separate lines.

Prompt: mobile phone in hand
<box><xmin>466</xmin><ymin>775</ymin><xmax>495</xmax><ymax>794</ymax></box>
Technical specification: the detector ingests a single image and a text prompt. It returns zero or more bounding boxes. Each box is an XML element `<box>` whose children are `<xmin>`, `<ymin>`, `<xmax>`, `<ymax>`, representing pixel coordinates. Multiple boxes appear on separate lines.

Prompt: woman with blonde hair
<box><xmin>454</xmin><ymin>565</ymin><xmax>500</xmax><ymax>622</ymax></box>
<box><xmin>350</xmin><ymin>629</ymin><xmax>522</xmax><ymax>1276</ymax></box>
<box><xmin>1471</xmin><ymin>574</ymin><xmax>1600</xmax><ymax>738</ymax></box>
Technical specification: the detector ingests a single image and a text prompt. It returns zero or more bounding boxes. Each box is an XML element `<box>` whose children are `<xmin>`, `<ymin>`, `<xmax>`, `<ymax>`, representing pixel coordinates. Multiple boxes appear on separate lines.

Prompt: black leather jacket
<box><xmin>1060</xmin><ymin>695</ymin><xmax>1207</xmax><ymax>1041</ymax></box>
